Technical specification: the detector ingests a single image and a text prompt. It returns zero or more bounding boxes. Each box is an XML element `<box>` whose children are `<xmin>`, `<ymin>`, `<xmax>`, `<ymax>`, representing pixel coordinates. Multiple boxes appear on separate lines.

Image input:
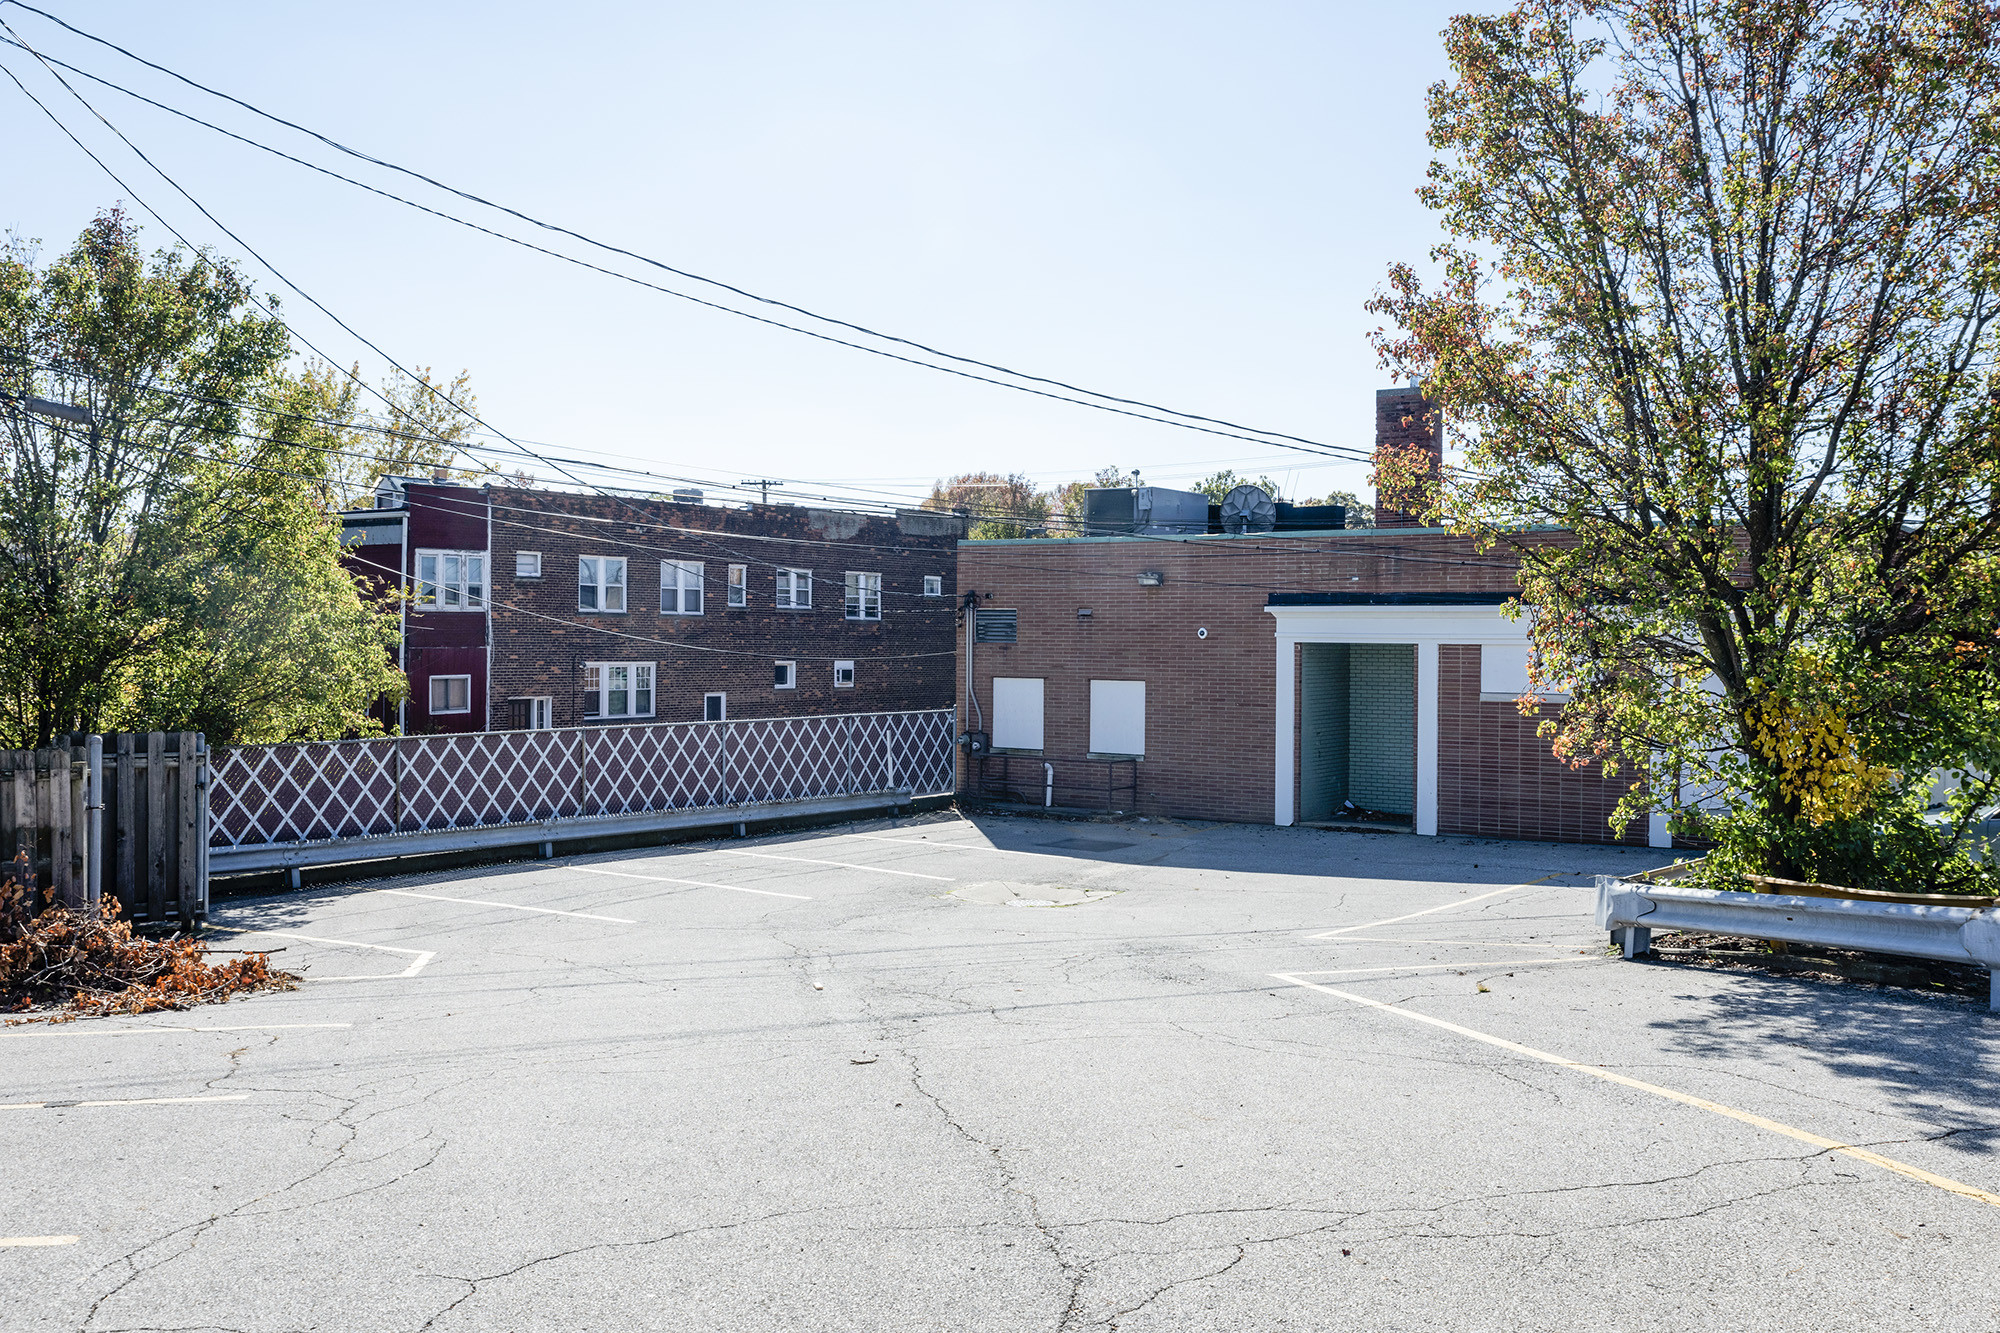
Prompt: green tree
<box><xmin>1191</xmin><ymin>469</ymin><xmax>1283</xmax><ymax>504</ymax></box>
<box><xmin>1047</xmin><ymin>465</ymin><xmax>1132</xmax><ymax>536</ymax></box>
<box><xmin>1368</xmin><ymin>0</ymin><xmax>2000</xmax><ymax>889</ymax></box>
<box><xmin>924</xmin><ymin>471</ymin><xmax>1050</xmax><ymax>540</ymax></box>
<box><xmin>1296</xmin><ymin>489</ymin><xmax>1375</xmax><ymax>527</ymax></box>
<box><xmin>0</xmin><ymin>209</ymin><xmax>404</xmax><ymax>747</ymax></box>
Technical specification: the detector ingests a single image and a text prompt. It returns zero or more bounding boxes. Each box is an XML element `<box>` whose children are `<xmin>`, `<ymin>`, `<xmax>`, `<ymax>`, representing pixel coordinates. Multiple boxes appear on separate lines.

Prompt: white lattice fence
<box><xmin>209</xmin><ymin>709</ymin><xmax>956</xmax><ymax>852</ymax></box>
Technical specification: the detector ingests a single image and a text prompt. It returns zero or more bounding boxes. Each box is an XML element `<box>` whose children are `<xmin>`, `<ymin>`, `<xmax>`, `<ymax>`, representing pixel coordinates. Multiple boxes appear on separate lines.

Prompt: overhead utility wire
<box><xmin>0</xmin><ymin>7</ymin><xmax>1366</xmax><ymax>463</ymax></box>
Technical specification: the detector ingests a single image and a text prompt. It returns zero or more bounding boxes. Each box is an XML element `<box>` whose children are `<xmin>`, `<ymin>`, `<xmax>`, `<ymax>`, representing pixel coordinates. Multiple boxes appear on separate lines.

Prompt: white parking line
<box><xmin>702</xmin><ymin>849</ymin><xmax>953</xmax><ymax>881</ymax></box>
<box><xmin>0</xmin><ymin>1236</ymin><xmax>78</xmax><ymax>1247</ymax></box>
<box><xmin>1271</xmin><ymin>972</ymin><xmax>2000</xmax><ymax>1210</ymax></box>
<box><xmin>1307</xmin><ymin>874</ymin><xmax>1579</xmax><ymax>939</ymax></box>
<box><xmin>570</xmin><ymin>866</ymin><xmax>812</xmax><ymax>901</ymax></box>
<box><xmin>841</xmin><ymin>833</ymin><xmax>1071</xmax><ymax>862</ymax></box>
<box><xmin>378</xmin><ymin>889</ymin><xmax>636</xmax><ymax>923</ymax></box>
<box><xmin>8</xmin><ymin>1023</ymin><xmax>352</xmax><ymax>1038</ymax></box>
<box><xmin>208</xmin><ymin>927</ymin><xmax>437</xmax><ymax>981</ymax></box>
<box><xmin>1287</xmin><ymin>958</ymin><xmax>1599</xmax><ymax>979</ymax></box>
<box><xmin>0</xmin><ymin>1094</ymin><xmax>250</xmax><ymax>1112</ymax></box>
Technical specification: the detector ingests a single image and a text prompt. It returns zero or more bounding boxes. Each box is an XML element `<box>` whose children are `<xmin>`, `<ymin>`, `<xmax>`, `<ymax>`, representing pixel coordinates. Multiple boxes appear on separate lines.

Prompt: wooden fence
<box><xmin>0</xmin><ymin>732</ymin><xmax>209</xmax><ymax>927</ymax></box>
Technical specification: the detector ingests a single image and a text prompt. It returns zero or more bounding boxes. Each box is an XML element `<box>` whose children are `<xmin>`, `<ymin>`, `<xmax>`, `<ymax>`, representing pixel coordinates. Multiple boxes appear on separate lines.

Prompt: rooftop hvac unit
<box><xmin>670</xmin><ymin>487</ymin><xmax>704</xmax><ymax>504</ymax></box>
<box><xmin>1082</xmin><ymin>486</ymin><xmax>1210</xmax><ymax>536</ymax></box>
<box><xmin>1219</xmin><ymin>484</ymin><xmax>1277</xmax><ymax>534</ymax></box>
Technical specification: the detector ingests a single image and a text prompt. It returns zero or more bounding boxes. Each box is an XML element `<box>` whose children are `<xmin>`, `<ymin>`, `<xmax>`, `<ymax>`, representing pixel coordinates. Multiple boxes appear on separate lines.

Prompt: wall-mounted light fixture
<box><xmin>1136</xmin><ymin>571</ymin><xmax>1165</xmax><ymax>587</ymax></box>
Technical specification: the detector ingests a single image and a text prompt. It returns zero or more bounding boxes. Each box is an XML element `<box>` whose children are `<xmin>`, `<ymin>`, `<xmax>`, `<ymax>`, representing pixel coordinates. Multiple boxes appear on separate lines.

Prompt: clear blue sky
<box><xmin>1</xmin><ymin>0</ymin><xmax>1461</xmax><ymax>510</ymax></box>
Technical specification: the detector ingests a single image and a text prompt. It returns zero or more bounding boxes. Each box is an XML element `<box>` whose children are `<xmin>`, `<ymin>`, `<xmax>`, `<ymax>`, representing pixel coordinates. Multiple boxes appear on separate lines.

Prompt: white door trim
<box><xmin>1268</xmin><ymin>604</ymin><xmax>1531</xmax><ymax>832</ymax></box>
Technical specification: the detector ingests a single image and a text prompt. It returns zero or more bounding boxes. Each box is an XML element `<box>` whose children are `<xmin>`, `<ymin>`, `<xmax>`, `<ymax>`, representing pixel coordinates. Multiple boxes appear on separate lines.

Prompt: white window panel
<box><xmin>845</xmin><ymin>572</ymin><xmax>881</xmax><ymax>620</ymax></box>
<box><xmin>923</xmin><ymin>575</ymin><xmax>943</xmax><ymax>597</ymax></box>
<box><xmin>579</xmin><ymin>556</ymin><xmax>627</xmax><ymax>612</ymax></box>
<box><xmin>991</xmin><ymin>677</ymin><xmax>1044</xmax><ymax>752</ymax></box>
<box><xmin>661</xmin><ymin>560</ymin><xmax>704</xmax><ymax>614</ymax></box>
<box><xmin>414</xmin><ymin>549</ymin><xmax>485</xmax><ymax>610</ymax></box>
<box><xmin>428</xmin><ymin>674</ymin><xmax>471</xmax><ymax>714</ymax></box>
<box><xmin>582</xmin><ymin>660</ymin><xmax>653</xmax><ymax>718</ymax></box>
<box><xmin>515</xmin><ymin>551</ymin><xmax>542</xmax><ymax>578</ymax></box>
<box><xmin>776</xmin><ymin>568</ymin><xmax>812</xmax><ymax>609</ymax></box>
<box><xmin>1479</xmin><ymin>643</ymin><xmax>1571</xmax><ymax>703</ymax></box>
<box><xmin>704</xmin><ymin>692</ymin><xmax>727</xmax><ymax>722</ymax></box>
<box><xmin>727</xmin><ymin>564</ymin><xmax>747</xmax><ymax>607</ymax></box>
<box><xmin>1089</xmin><ymin>680</ymin><xmax>1145</xmax><ymax>757</ymax></box>
<box><xmin>833</xmin><ymin>660</ymin><xmax>855</xmax><ymax>687</ymax></box>
<box><xmin>774</xmin><ymin>660</ymin><xmax>796</xmax><ymax>689</ymax></box>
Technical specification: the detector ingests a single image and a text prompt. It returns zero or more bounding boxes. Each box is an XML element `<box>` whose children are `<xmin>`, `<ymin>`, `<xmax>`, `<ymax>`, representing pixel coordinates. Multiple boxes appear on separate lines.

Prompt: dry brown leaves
<box><xmin>1</xmin><ymin>878</ymin><xmax>298</xmax><ymax>1025</ymax></box>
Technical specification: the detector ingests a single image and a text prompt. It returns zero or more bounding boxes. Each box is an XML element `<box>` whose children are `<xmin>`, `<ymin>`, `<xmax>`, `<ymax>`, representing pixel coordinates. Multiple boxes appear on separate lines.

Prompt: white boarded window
<box><xmin>991</xmin><ymin>677</ymin><xmax>1044</xmax><ymax>752</ymax></box>
<box><xmin>1089</xmin><ymin>680</ymin><xmax>1145</xmax><ymax>757</ymax></box>
<box><xmin>1479</xmin><ymin>644</ymin><xmax>1571</xmax><ymax>703</ymax></box>
<box><xmin>514</xmin><ymin>551</ymin><xmax>542</xmax><ymax>578</ymax></box>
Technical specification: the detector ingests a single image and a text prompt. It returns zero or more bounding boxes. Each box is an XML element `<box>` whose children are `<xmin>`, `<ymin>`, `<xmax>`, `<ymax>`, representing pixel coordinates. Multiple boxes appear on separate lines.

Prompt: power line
<box><xmin>0</xmin><ymin>6</ymin><xmax>1372</xmax><ymax>462</ymax></box>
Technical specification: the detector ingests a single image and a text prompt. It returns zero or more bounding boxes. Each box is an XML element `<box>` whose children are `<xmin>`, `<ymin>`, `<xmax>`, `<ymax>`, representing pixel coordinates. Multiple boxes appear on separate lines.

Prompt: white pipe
<box><xmin>1044</xmin><ymin>762</ymin><xmax>1055</xmax><ymax>808</ymax></box>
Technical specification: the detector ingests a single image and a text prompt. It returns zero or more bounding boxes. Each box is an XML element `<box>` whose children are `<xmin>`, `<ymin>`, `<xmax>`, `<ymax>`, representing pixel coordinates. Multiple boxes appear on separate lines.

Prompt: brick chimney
<box><xmin>1374</xmin><ymin>380</ymin><xmax>1443</xmax><ymax>529</ymax></box>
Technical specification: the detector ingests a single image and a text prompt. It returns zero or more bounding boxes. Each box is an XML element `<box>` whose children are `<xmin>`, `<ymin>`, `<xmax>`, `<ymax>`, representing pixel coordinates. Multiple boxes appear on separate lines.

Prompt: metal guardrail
<box><xmin>1596</xmin><ymin>877</ymin><xmax>2000</xmax><ymax>1010</ymax></box>
<box><xmin>207</xmin><ymin>709</ymin><xmax>956</xmax><ymax>873</ymax></box>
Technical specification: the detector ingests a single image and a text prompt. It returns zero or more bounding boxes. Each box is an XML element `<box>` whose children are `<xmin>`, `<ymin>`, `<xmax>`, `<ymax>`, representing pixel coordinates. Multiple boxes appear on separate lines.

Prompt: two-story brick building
<box><xmin>343</xmin><ymin>480</ymin><xmax>963</xmax><ymax>733</ymax></box>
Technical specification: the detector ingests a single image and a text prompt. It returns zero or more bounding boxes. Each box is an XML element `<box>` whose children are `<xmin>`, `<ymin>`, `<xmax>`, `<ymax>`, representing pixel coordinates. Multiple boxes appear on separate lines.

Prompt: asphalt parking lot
<box><xmin>5</xmin><ymin>813</ymin><xmax>1998</xmax><ymax>1332</ymax></box>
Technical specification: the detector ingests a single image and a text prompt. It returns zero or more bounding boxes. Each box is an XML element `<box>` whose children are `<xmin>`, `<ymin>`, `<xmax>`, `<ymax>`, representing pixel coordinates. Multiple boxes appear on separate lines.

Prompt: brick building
<box><xmin>956</xmin><ymin>384</ymin><xmax>1665</xmax><ymax>848</ymax></box>
<box><xmin>343</xmin><ymin>480</ymin><xmax>963</xmax><ymax>733</ymax></box>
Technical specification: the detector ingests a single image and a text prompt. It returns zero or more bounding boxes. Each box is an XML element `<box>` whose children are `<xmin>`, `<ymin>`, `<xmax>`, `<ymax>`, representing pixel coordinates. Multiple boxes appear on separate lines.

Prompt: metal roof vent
<box><xmin>1220</xmin><ymin>484</ymin><xmax>1277</xmax><ymax>534</ymax></box>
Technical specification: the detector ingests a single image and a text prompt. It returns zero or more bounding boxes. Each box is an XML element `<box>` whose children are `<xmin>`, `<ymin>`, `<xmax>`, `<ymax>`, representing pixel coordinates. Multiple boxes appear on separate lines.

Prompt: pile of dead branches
<box><xmin>1</xmin><ymin>867</ymin><xmax>296</xmax><ymax>1023</ymax></box>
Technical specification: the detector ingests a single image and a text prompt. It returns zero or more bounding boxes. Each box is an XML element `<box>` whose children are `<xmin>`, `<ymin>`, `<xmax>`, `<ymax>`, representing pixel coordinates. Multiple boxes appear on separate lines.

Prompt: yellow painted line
<box><xmin>1272</xmin><ymin>973</ymin><xmax>2000</xmax><ymax>1209</ymax></box>
<box><xmin>0</xmin><ymin>1236</ymin><xmax>78</xmax><ymax>1247</ymax></box>
<box><xmin>0</xmin><ymin>1094</ymin><xmax>250</xmax><ymax>1112</ymax></box>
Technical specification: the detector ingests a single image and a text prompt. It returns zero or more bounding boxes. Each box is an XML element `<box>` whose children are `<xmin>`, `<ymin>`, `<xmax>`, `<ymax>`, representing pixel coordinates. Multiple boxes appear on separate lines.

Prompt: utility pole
<box><xmin>740</xmin><ymin>478</ymin><xmax>787</xmax><ymax>505</ymax></box>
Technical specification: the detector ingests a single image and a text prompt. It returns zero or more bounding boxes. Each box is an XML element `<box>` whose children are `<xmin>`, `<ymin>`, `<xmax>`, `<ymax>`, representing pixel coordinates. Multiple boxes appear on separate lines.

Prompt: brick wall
<box><xmin>486</xmin><ymin>492</ymin><xmax>962</xmax><ymax>729</ymax></box>
<box><xmin>1435</xmin><ymin>645</ymin><xmax>1645</xmax><ymax>845</ymax></box>
<box><xmin>957</xmin><ymin>529</ymin><xmax>1641</xmax><ymax>844</ymax></box>
<box><xmin>1375</xmin><ymin>385</ymin><xmax>1444</xmax><ymax>529</ymax></box>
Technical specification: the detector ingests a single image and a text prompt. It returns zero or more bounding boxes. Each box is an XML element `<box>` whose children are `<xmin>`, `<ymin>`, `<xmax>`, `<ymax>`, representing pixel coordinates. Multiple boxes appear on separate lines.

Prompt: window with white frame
<box><xmin>703</xmin><ymin>692</ymin><xmax>726</xmax><ymax>722</ymax></box>
<box><xmin>773</xmin><ymin>660</ymin><xmax>796</xmax><ymax>689</ymax></box>
<box><xmin>727</xmin><ymin>564</ymin><xmax>747</xmax><ymax>607</ymax></box>
<box><xmin>428</xmin><ymin>674</ymin><xmax>471</xmax><ymax>714</ymax></box>
<box><xmin>515</xmin><ymin>551</ymin><xmax>542</xmax><ymax>578</ymax></box>
<box><xmin>581</xmin><ymin>661</ymin><xmax>653</xmax><ymax>718</ymax></box>
<box><xmin>414</xmin><ymin>550</ymin><xmax>486</xmax><ymax>610</ymax></box>
<box><xmin>509</xmin><ymin>696</ymin><xmax>552</xmax><ymax>729</ymax></box>
<box><xmin>923</xmin><ymin>575</ymin><xmax>943</xmax><ymax>597</ymax></box>
<box><xmin>660</xmin><ymin>560</ymin><xmax>704</xmax><ymax>614</ymax></box>
<box><xmin>578</xmin><ymin>556</ymin><xmax>627</xmax><ymax>612</ymax></box>
<box><xmin>775</xmin><ymin>568</ymin><xmax>812</xmax><ymax>609</ymax></box>
<box><xmin>833</xmin><ymin>660</ymin><xmax>855</xmax><ymax>687</ymax></box>
<box><xmin>844</xmin><ymin>572</ymin><xmax>882</xmax><ymax>620</ymax></box>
